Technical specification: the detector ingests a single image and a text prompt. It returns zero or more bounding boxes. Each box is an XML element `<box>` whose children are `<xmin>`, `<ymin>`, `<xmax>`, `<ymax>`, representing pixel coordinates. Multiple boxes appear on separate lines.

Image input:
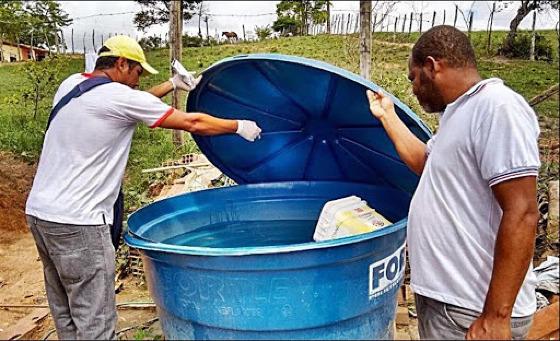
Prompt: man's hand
<box><xmin>236</xmin><ymin>120</ymin><xmax>261</xmax><ymax>142</ymax></box>
<box><xmin>169</xmin><ymin>73</ymin><xmax>202</xmax><ymax>92</ymax></box>
<box><xmin>366</xmin><ymin>89</ymin><xmax>397</xmax><ymax>120</ymax></box>
<box><xmin>466</xmin><ymin>315</ymin><xmax>511</xmax><ymax>340</ymax></box>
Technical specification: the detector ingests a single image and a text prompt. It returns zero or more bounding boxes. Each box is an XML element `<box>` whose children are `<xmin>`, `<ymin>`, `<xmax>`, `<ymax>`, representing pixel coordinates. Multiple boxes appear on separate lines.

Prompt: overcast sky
<box><xmin>58</xmin><ymin>1</ymin><xmax>559</xmax><ymax>53</ymax></box>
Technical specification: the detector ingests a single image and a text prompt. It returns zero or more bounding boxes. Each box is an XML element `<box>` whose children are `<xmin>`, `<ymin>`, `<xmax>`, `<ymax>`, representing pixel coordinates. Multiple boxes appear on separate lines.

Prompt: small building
<box><xmin>0</xmin><ymin>41</ymin><xmax>49</xmax><ymax>63</ymax></box>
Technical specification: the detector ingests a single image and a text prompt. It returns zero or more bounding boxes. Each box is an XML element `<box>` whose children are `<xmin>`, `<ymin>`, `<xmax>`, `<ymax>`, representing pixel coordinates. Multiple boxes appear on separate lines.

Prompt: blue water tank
<box><xmin>125</xmin><ymin>54</ymin><xmax>431</xmax><ymax>340</ymax></box>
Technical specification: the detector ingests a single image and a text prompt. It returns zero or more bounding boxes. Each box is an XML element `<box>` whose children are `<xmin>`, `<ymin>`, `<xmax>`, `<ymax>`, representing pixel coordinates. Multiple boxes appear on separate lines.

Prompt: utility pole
<box><xmin>170</xmin><ymin>0</ymin><xmax>184</xmax><ymax>146</ymax></box>
<box><xmin>359</xmin><ymin>1</ymin><xmax>372</xmax><ymax>81</ymax></box>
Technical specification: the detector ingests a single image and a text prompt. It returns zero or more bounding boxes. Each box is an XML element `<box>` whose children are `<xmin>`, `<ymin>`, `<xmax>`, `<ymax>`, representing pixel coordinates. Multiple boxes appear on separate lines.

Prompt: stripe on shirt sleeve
<box><xmin>488</xmin><ymin>166</ymin><xmax>539</xmax><ymax>187</ymax></box>
<box><xmin>149</xmin><ymin>107</ymin><xmax>175</xmax><ymax>128</ymax></box>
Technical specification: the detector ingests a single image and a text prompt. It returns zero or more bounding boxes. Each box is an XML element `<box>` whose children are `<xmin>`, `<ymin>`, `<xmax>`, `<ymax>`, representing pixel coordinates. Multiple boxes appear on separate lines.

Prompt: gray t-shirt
<box><xmin>26</xmin><ymin>74</ymin><xmax>172</xmax><ymax>225</ymax></box>
<box><xmin>408</xmin><ymin>78</ymin><xmax>540</xmax><ymax>317</ymax></box>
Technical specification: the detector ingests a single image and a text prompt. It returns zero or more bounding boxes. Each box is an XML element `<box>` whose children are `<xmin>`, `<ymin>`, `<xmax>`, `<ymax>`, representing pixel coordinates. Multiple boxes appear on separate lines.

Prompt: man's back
<box><xmin>26</xmin><ymin>74</ymin><xmax>172</xmax><ymax>225</ymax></box>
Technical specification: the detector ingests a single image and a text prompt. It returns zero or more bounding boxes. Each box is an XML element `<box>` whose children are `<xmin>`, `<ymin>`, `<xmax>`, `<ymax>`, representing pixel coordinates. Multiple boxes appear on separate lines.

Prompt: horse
<box><xmin>221</xmin><ymin>31</ymin><xmax>238</xmax><ymax>42</ymax></box>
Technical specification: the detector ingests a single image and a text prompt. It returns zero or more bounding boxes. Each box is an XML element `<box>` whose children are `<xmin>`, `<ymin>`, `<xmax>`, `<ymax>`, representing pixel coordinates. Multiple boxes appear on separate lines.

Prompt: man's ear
<box><xmin>423</xmin><ymin>56</ymin><xmax>441</xmax><ymax>79</ymax></box>
<box><xmin>115</xmin><ymin>57</ymin><xmax>128</xmax><ymax>72</ymax></box>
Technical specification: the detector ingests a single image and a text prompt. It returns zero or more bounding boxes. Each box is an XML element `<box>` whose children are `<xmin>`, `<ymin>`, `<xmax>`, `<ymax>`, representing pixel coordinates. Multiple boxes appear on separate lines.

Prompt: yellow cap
<box><xmin>98</xmin><ymin>35</ymin><xmax>158</xmax><ymax>74</ymax></box>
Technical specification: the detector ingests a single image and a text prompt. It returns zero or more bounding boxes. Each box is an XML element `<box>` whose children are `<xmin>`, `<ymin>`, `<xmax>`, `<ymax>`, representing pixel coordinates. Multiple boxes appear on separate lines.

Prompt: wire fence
<box><xmin>3</xmin><ymin>5</ymin><xmax>559</xmax><ymax>56</ymax></box>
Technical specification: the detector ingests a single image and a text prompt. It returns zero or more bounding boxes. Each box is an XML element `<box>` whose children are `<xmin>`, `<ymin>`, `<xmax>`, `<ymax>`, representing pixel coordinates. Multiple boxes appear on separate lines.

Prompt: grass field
<box><xmin>0</xmin><ymin>30</ymin><xmax>558</xmax><ymax>211</ymax></box>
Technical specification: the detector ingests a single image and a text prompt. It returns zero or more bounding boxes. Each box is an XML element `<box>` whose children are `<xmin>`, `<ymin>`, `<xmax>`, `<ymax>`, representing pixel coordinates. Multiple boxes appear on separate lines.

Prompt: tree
<box><xmin>272</xmin><ymin>1</ymin><xmax>330</xmax><ymax>36</ymax></box>
<box><xmin>21</xmin><ymin>1</ymin><xmax>72</xmax><ymax>50</ymax></box>
<box><xmin>134</xmin><ymin>0</ymin><xmax>201</xmax><ymax>32</ymax></box>
<box><xmin>501</xmin><ymin>0</ymin><xmax>559</xmax><ymax>55</ymax></box>
<box><xmin>0</xmin><ymin>0</ymin><xmax>71</xmax><ymax>57</ymax></box>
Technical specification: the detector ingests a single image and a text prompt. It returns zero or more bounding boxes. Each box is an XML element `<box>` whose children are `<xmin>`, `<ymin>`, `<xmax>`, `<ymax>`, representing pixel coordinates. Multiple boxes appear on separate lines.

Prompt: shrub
<box><xmin>501</xmin><ymin>33</ymin><xmax>553</xmax><ymax>61</ymax></box>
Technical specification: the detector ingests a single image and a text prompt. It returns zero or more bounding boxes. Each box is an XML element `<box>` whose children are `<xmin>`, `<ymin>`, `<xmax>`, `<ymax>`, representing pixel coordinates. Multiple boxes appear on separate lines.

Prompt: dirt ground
<box><xmin>0</xmin><ymin>152</ymin><xmax>160</xmax><ymax>340</ymax></box>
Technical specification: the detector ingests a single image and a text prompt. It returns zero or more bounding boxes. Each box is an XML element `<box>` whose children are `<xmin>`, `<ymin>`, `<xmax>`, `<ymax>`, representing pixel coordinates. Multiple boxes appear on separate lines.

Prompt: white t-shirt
<box><xmin>408</xmin><ymin>78</ymin><xmax>541</xmax><ymax>317</ymax></box>
<box><xmin>26</xmin><ymin>73</ymin><xmax>173</xmax><ymax>225</ymax></box>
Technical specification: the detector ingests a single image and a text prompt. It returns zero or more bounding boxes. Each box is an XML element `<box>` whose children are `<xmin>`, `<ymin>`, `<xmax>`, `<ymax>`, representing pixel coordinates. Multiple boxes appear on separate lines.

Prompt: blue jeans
<box><xmin>415</xmin><ymin>294</ymin><xmax>533</xmax><ymax>340</ymax></box>
<box><xmin>27</xmin><ymin>215</ymin><xmax>117</xmax><ymax>340</ymax></box>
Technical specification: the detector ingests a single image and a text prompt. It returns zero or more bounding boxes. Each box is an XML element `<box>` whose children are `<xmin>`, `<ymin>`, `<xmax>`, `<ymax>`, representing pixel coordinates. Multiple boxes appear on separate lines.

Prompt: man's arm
<box><xmin>158</xmin><ymin>109</ymin><xmax>238</xmax><ymax>135</ymax></box>
<box><xmin>366</xmin><ymin>90</ymin><xmax>427</xmax><ymax>175</ymax></box>
<box><xmin>467</xmin><ymin>176</ymin><xmax>539</xmax><ymax>340</ymax></box>
<box><xmin>146</xmin><ymin>80</ymin><xmax>174</xmax><ymax>98</ymax></box>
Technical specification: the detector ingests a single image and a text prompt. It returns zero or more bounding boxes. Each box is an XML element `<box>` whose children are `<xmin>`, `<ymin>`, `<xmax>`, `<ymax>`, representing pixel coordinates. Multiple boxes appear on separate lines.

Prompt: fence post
<box><xmin>355</xmin><ymin>12</ymin><xmax>360</xmax><ymax>33</ymax></box>
<box><xmin>346</xmin><ymin>13</ymin><xmax>352</xmax><ymax>34</ymax></box>
<box><xmin>204</xmin><ymin>16</ymin><xmax>210</xmax><ymax>45</ymax></box>
<box><xmin>468</xmin><ymin>11</ymin><xmax>473</xmax><ymax>39</ymax></box>
<box><xmin>82</xmin><ymin>32</ymin><xmax>86</xmax><ymax>54</ymax></box>
<box><xmin>530</xmin><ymin>10</ymin><xmax>537</xmax><ymax>60</ymax></box>
<box><xmin>487</xmin><ymin>2</ymin><xmax>495</xmax><ymax>53</ymax></box>
<box><xmin>359</xmin><ymin>0</ymin><xmax>372</xmax><ymax>81</ymax></box>
<box><xmin>419</xmin><ymin>12</ymin><xmax>423</xmax><ymax>33</ymax></box>
<box><xmin>242</xmin><ymin>24</ymin><xmax>246</xmax><ymax>41</ymax></box>
<box><xmin>402</xmin><ymin>14</ymin><xmax>407</xmax><ymax>32</ymax></box>
<box><xmin>170</xmin><ymin>0</ymin><xmax>184</xmax><ymax>146</ymax></box>
<box><xmin>409</xmin><ymin>12</ymin><xmax>413</xmax><ymax>35</ymax></box>
<box><xmin>443</xmin><ymin>10</ymin><xmax>446</xmax><ymax>25</ymax></box>
<box><xmin>92</xmin><ymin>29</ymin><xmax>95</xmax><ymax>52</ymax></box>
<box><xmin>432</xmin><ymin>11</ymin><xmax>436</xmax><ymax>27</ymax></box>
<box><xmin>101</xmin><ymin>34</ymin><xmax>104</xmax><ymax>47</ymax></box>
<box><xmin>453</xmin><ymin>5</ymin><xmax>458</xmax><ymax>27</ymax></box>
<box><xmin>71</xmin><ymin>28</ymin><xmax>74</xmax><ymax>54</ymax></box>
<box><xmin>327</xmin><ymin>1</ymin><xmax>331</xmax><ymax>33</ymax></box>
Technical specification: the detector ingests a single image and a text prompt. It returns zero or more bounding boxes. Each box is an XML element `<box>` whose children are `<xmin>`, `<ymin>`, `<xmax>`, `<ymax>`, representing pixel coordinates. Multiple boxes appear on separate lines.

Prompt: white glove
<box><xmin>236</xmin><ymin>120</ymin><xmax>262</xmax><ymax>142</ymax></box>
<box><xmin>169</xmin><ymin>73</ymin><xmax>202</xmax><ymax>91</ymax></box>
<box><xmin>170</xmin><ymin>59</ymin><xmax>201</xmax><ymax>91</ymax></box>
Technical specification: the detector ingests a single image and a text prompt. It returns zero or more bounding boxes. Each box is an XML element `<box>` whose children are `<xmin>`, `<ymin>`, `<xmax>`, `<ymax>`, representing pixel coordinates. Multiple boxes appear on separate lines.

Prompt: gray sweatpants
<box><xmin>27</xmin><ymin>215</ymin><xmax>117</xmax><ymax>340</ymax></box>
<box><xmin>415</xmin><ymin>294</ymin><xmax>533</xmax><ymax>340</ymax></box>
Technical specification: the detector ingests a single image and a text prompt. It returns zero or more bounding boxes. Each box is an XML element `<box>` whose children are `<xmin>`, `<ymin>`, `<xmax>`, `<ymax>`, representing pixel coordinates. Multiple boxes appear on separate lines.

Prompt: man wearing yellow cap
<box><xmin>25</xmin><ymin>35</ymin><xmax>262</xmax><ymax>340</ymax></box>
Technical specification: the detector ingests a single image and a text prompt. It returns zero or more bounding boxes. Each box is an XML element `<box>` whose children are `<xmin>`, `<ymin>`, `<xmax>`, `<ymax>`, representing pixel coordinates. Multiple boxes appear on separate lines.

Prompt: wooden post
<box><xmin>530</xmin><ymin>10</ymin><xmax>537</xmax><ymax>60</ymax></box>
<box><xmin>101</xmin><ymin>34</ymin><xmax>104</xmax><ymax>47</ymax></box>
<box><xmin>170</xmin><ymin>0</ymin><xmax>184</xmax><ymax>146</ymax></box>
<box><xmin>71</xmin><ymin>28</ymin><xmax>74</xmax><ymax>54</ymax></box>
<box><xmin>394</xmin><ymin>16</ymin><xmax>399</xmax><ymax>33</ymax></box>
<box><xmin>409</xmin><ymin>12</ymin><xmax>413</xmax><ymax>35</ymax></box>
<box><xmin>468</xmin><ymin>11</ymin><xmax>473</xmax><ymax>39</ymax></box>
<box><xmin>55</xmin><ymin>25</ymin><xmax>60</xmax><ymax>54</ymax></box>
<box><xmin>431</xmin><ymin>11</ymin><xmax>436</xmax><ymax>27</ymax></box>
<box><xmin>402</xmin><ymin>14</ymin><xmax>407</xmax><ymax>32</ymax></box>
<box><xmin>419</xmin><ymin>12</ymin><xmax>423</xmax><ymax>33</ymax></box>
<box><xmin>453</xmin><ymin>5</ymin><xmax>458</xmax><ymax>27</ymax></box>
<box><xmin>327</xmin><ymin>1</ymin><xmax>331</xmax><ymax>33</ymax></box>
<box><xmin>359</xmin><ymin>1</ymin><xmax>372</xmax><ymax>81</ymax></box>
<box><xmin>242</xmin><ymin>24</ymin><xmax>246</xmax><ymax>41</ymax></box>
<box><xmin>443</xmin><ymin>10</ymin><xmax>446</xmax><ymax>25</ymax></box>
<box><xmin>487</xmin><ymin>2</ymin><xmax>495</xmax><ymax>53</ymax></box>
<box><xmin>346</xmin><ymin>13</ymin><xmax>352</xmax><ymax>34</ymax></box>
<box><xmin>205</xmin><ymin>16</ymin><xmax>209</xmax><ymax>43</ymax></box>
<box><xmin>92</xmin><ymin>29</ymin><xmax>95</xmax><ymax>53</ymax></box>
<box><xmin>354</xmin><ymin>13</ymin><xmax>360</xmax><ymax>33</ymax></box>
<box><xmin>82</xmin><ymin>32</ymin><xmax>86</xmax><ymax>54</ymax></box>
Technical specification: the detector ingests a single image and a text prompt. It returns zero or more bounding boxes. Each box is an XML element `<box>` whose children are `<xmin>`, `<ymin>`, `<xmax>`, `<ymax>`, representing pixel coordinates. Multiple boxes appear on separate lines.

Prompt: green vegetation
<box><xmin>0</xmin><ymin>30</ymin><xmax>558</xmax><ymax>212</ymax></box>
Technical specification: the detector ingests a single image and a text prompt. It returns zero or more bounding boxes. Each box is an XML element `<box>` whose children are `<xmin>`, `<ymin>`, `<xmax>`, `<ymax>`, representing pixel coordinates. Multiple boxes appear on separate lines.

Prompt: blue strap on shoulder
<box><xmin>46</xmin><ymin>76</ymin><xmax>113</xmax><ymax>131</ymax></box>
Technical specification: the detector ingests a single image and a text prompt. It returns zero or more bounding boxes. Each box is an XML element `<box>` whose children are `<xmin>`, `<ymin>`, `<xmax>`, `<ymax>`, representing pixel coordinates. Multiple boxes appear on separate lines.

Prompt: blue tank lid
<box><xmin>186</xmin><ymin>54</ymin><xmax>431</xmax><ymax>194</ymax></box>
